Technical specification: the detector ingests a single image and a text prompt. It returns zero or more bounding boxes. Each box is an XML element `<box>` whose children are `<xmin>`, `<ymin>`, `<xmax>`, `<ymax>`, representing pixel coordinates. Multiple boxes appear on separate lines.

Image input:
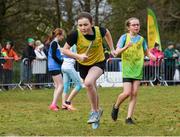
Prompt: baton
<box><xmin>85</xmin><ymin>41</ymin><xmax>93</xmax><ymax>55</ymax></box>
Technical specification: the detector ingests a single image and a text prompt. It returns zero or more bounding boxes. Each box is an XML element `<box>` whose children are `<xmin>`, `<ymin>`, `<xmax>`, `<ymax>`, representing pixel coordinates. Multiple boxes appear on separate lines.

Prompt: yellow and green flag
<box><xmin>147</xmin><ymin>8</ymin><xmax>162</xmax><ymax>50</ymax></box>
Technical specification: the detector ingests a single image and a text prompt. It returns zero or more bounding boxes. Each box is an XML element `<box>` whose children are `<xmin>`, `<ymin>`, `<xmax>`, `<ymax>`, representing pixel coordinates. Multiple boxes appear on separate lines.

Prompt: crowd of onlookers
<box><xmin>0</xmin><ymin>38</ymin><xmax>50</xmax><ymax>90</ymax></box>
<box><xmin>148</xmin><ymin>42</ymin><xmax>180</xmax><ymax>85</ymax></box>
<box><xmin>0</xmin><ymin>38</ymin><xmax>180</xmax><ymax>91</ymax></box>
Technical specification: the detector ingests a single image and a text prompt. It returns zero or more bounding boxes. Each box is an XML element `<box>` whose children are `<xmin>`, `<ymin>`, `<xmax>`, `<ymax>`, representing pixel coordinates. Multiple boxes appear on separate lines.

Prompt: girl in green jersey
<box><xmin>111</xmin><ymin>17</ymin><xmax>156</xmax><ymax>124</ymax></box>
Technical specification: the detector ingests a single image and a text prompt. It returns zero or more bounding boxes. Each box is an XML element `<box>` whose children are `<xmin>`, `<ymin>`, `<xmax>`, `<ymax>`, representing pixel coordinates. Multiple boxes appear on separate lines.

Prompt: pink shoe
<box><xmin>62</xmin><ymin>103</ymin><xmax>77</xmax><ymax>111</ymax></box>
<box><xmin>49</xmin><ymin>104</ymin><xmax>59</xmax><ymax>111</ymax></box>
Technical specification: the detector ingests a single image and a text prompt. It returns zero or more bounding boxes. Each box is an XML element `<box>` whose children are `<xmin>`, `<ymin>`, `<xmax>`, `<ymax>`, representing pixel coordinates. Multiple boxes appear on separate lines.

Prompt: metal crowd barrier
<box><xmin>19</xmin><ymin>58</ymin><xmax>53</xmax><ymax>90</ymax></box>
<box><xmin>104</xmin><ymin>58</ymin><xmax>157</xmax><ymax>86</ymax></box>
<box><xmin>0</xmin><ymin>57</ymin><xmax>179</xmax><ymax>91</ymax></box>
<box><xmin>158</xmin><ymin>58</ymin><xmax>180</xmax><ymax>86</ymax></box>
<box><xmin>105</xmin><ymin>58</ymin><xmax>122</xmax><ymax>84</ymax></box>
<box><xmin>142</xmin><ymin>58</ymin><xmax>157</xmax><ymax>86</ymax></box>
<box><xmin>0</xmin><ymin>57</ymin><xmax>21</xmax><ymax>90</ymax></box>
<box><xmin>104</xmin><ymin>58</ymin><xmax>179</xmax><ymax>86</ymax></box>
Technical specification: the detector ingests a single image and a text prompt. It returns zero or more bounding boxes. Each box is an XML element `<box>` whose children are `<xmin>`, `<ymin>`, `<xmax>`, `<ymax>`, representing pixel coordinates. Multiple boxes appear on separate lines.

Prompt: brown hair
<box><xmin>125</xmin><ymin>17</ymin><xmax>140</xmax><ymax>32</ymax></box>
<box><xmin>77</xmin><ymin>12</ymin><xmax>93</xmax><ymax>24</ymax></box>
<box><xmin>52</xmin><ymin>28</ymin><xmax>64</xmax><ymax>37</ymax></box>
<box><xmin>48</xmin><ymin>28</ymin><xmax>64</xmax><ymax>42</ymax></box>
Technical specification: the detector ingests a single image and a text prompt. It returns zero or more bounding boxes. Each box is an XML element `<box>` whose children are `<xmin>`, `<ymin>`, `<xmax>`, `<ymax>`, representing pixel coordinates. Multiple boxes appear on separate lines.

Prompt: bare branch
<box><xmin>169</xmin><ymin>12</ymin><xmax>180</xmax><ymax>20</ymax></box>
<box><xmin>6</xmin><ymin>0</ymin><xmax>23</xmax><ymax>10</ymax></box>
<box><xmin>78</xmin><ymin>0</ymin><xmax>84</xmax><ymax>8</ymax></box>
<box><xmin>0</xmin><ymin>10</ymin><xmax>21</xmax><ymax>20</ymax></box>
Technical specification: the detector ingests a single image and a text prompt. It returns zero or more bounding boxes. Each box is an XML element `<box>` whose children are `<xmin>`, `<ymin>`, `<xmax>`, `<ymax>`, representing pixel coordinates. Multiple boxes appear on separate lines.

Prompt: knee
<box><xmin>122</xmin><ymin>92</ymin><xmax>131</xmax><ymax>98</ymax></box>
<box><xmin>132</xmin><ymin>91</ymin><xmax>138</xmax><ymax>97</ymax></box>
<box><xmin>84</xmin><ymin>80</ymin><xmax>93</xmax><ymax>88</ymax></box>
<box><xmin>57</xmin><ymin>84</ymin><xmax>63</xmax><ymax>91</ymax></box>
<box><xmin>75</xmin><ymin>83</ymin><xmax>82</xmax><ymax>92</ymax></box>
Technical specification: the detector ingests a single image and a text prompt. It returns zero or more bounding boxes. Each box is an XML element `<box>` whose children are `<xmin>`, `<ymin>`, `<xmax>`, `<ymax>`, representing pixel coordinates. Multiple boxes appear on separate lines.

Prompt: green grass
<box><xmin>0</xmin><ymin>86</ymin><xmax>179</xmax><ymax>136</ymax></box>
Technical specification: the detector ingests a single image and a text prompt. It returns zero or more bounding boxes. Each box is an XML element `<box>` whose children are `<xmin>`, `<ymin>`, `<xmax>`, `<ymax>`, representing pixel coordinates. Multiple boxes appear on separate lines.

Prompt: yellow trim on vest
<box><xmin>77</xmin><ymin>26</ymin><xmax>104</xmax><ymax>65</ymax></box>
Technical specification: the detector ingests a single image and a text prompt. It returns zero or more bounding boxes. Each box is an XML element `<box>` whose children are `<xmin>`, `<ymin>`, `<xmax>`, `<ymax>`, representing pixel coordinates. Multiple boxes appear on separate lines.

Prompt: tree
<box><xmin>1</xmin><ymin>0</ymin><xmax>179</xmax><ymax>53</ymax></box>
<box><xmin>147</xmin><ymin>0</ymin><xmax>180</xmax><ymax>48</ymax></box>
<box><xmin>106</xmin><ymin>0</ymin><xmax>147</xmax><ymax>43</ymax></box>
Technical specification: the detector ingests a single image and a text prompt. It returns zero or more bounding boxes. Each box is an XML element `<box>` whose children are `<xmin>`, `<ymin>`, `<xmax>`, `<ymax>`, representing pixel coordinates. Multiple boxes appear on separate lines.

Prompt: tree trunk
<box><xmin>95</xmin><ymin>0</ymin><xmax>100</xmax><ymax>25</ymax></box>
<box><xmin>55</xmin><ymin>0</ymin><xmax>61</xmax><ymax>28</ymax></box>
<box><xmin>84</xmin><ymin>0</ymin><xmax>91</xmax><ymax>12</ymax></box>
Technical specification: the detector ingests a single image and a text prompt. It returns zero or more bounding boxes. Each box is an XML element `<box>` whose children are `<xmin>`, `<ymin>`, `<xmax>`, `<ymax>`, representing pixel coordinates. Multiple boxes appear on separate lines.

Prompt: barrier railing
<box><xmin>142</xmin><ymin>58</ymin><xmax>158</xmax><ymax>86</ymax></box>
<box><xmin>105</xmin><ymin>58</ymin><xmax>122</xmax><ymax>85</ymax></box>
<box><xmin>158</xmin><ymin>58</ymin><xmax>180</xmax><ymax>86</ymax></box>
<box><xmin>0</xmin><ymin>57</ymin><xmax>179</xmax><ymax>90</ymax></box>
<box><xmin>0</xmin><ymin>57</ymin><xmax>21</xmax><ymax>90</ymax></box>
<box><xmin>19</xmin><ymin>58</ymin><xmax>53</xmax><ymax>90</ymax></box>
<box><xmin>105</xmin><ymin>58</ymin><xmax>157</xmax><ymax>86</ymax></box>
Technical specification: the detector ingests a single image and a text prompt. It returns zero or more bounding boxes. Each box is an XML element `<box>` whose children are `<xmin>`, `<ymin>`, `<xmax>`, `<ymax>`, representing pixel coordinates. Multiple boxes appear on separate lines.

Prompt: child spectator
<box><xmin>149</xmin><ymin>43</ymin><xmax>164</xmax><ymax>85</ymax></box>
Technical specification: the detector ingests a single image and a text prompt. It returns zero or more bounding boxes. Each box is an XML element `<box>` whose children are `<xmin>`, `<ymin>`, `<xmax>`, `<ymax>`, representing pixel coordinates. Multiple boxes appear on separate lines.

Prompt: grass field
<box><xmin>0</xmin><ymin>86</ymin><xmax>179</xmax><ymax>136</ymax></box>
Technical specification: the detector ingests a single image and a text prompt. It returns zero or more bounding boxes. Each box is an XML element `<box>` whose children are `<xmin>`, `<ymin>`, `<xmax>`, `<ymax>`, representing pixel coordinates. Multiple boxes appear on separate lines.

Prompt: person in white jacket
<box><xmin>34</xmin><ymin>40</ymin><xmax>47</xmax><ymax>60</ymax></box>
<box><xmin>34</xmin><ymin>40</ymin><xmax>47</xmax><ymax>88</ymax></box>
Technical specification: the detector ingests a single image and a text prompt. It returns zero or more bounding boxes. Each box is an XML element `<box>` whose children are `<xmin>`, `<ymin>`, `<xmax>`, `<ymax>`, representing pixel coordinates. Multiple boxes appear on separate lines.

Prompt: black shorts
<box><xmin>78</xmin><ymin>60</ymin><xmax>105</xmax><ymax>80</ymax></box>
<box><xmin>49</xmin><ymin>70</ymin><xmax>62</xmax><ymax>76</ymax></box>
<box><xmin>123</xmin><ymin>78</ymin><xmax>141</xmax><ymax>83</ymax></box>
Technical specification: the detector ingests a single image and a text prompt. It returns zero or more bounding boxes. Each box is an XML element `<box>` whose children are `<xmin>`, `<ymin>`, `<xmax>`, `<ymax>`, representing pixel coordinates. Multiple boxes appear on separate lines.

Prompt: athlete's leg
<box><xmin>66</xmin><ymin>68</ymin><xmax>82</xmax><ymax>102</ymax></box>
<box><xmin>84</xmin><ymin>66</ymin><xmax>103</xmax><ymax>112</ymax></box>
<box><xmin>114</xmin><ymin>82</ymin><xmax>132</xmax><ymax>108</ymax></box>
<box><xmin>127</xmin><ymin>80</ymin><xmax>140</xmax><ymax>118</ymax></box>
<box><xmin>51</xmin><ymin>74</ymin><xmax>63</xmax><ymax>106</ymax></box>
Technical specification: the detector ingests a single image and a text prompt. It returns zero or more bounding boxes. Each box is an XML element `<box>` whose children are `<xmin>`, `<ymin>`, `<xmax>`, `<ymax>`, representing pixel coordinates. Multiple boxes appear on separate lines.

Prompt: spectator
<box><xmin>21</xmin><ymin>38</ymin><xmax>36</xmax><ymax>83</ymax></box>
<box><xmin>149</xmin><ymin>43</ymin><xmax>164</xmax><ymax>85</ymax></box>
<box><xmin>164</xmin><ymin>42</ymin><xmax>178</xmax><ymax>85</ymax></box>
<box><xmin>0</xmin><ymin>43</ymin><xmax>6</xmax><ymax>91</ymax></box>
<box><xmin>174</xmin><ymin>44</ymin><xmax>180</xmax><ymax>83</ymax></box>
<box><xmin>1</xmin><ymin>40</ymin><xmax>20</xmax><ymax>90</ymax></box>
<box><xmin>33</xmin><ymin>40</ymin><xmax>47</xmax><ymax>88</ymax></box>
<box><xmin>34</xmin><ymin>40</ymin><xmax>47</xmax><ymax>60</ymax></box>
<box><xmin>174</xmin><ymin>44</ymin><xmax>180</xmax><ymax>71</ymax></box>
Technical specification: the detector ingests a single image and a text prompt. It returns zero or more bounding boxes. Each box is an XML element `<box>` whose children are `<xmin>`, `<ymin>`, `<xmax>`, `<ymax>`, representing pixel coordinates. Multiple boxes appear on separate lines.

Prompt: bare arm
<box><xmin>145</xmin><ymin>49</ymin><xmax>156</xmax><ymax>61</ymax></box>
<box><xmin>104</xmin><ymin>29</ymin><xmax>116</xmax><ymax>57</ymax></box>
<box><xmin>62</xmin><ymin>42</ymin><xmax>88</xmax><ymax>61</ymax></box>
<box><xmin>115</xmin><ymin>41</ymin><xmax>132</xmax><ymax>55</ymax></box>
